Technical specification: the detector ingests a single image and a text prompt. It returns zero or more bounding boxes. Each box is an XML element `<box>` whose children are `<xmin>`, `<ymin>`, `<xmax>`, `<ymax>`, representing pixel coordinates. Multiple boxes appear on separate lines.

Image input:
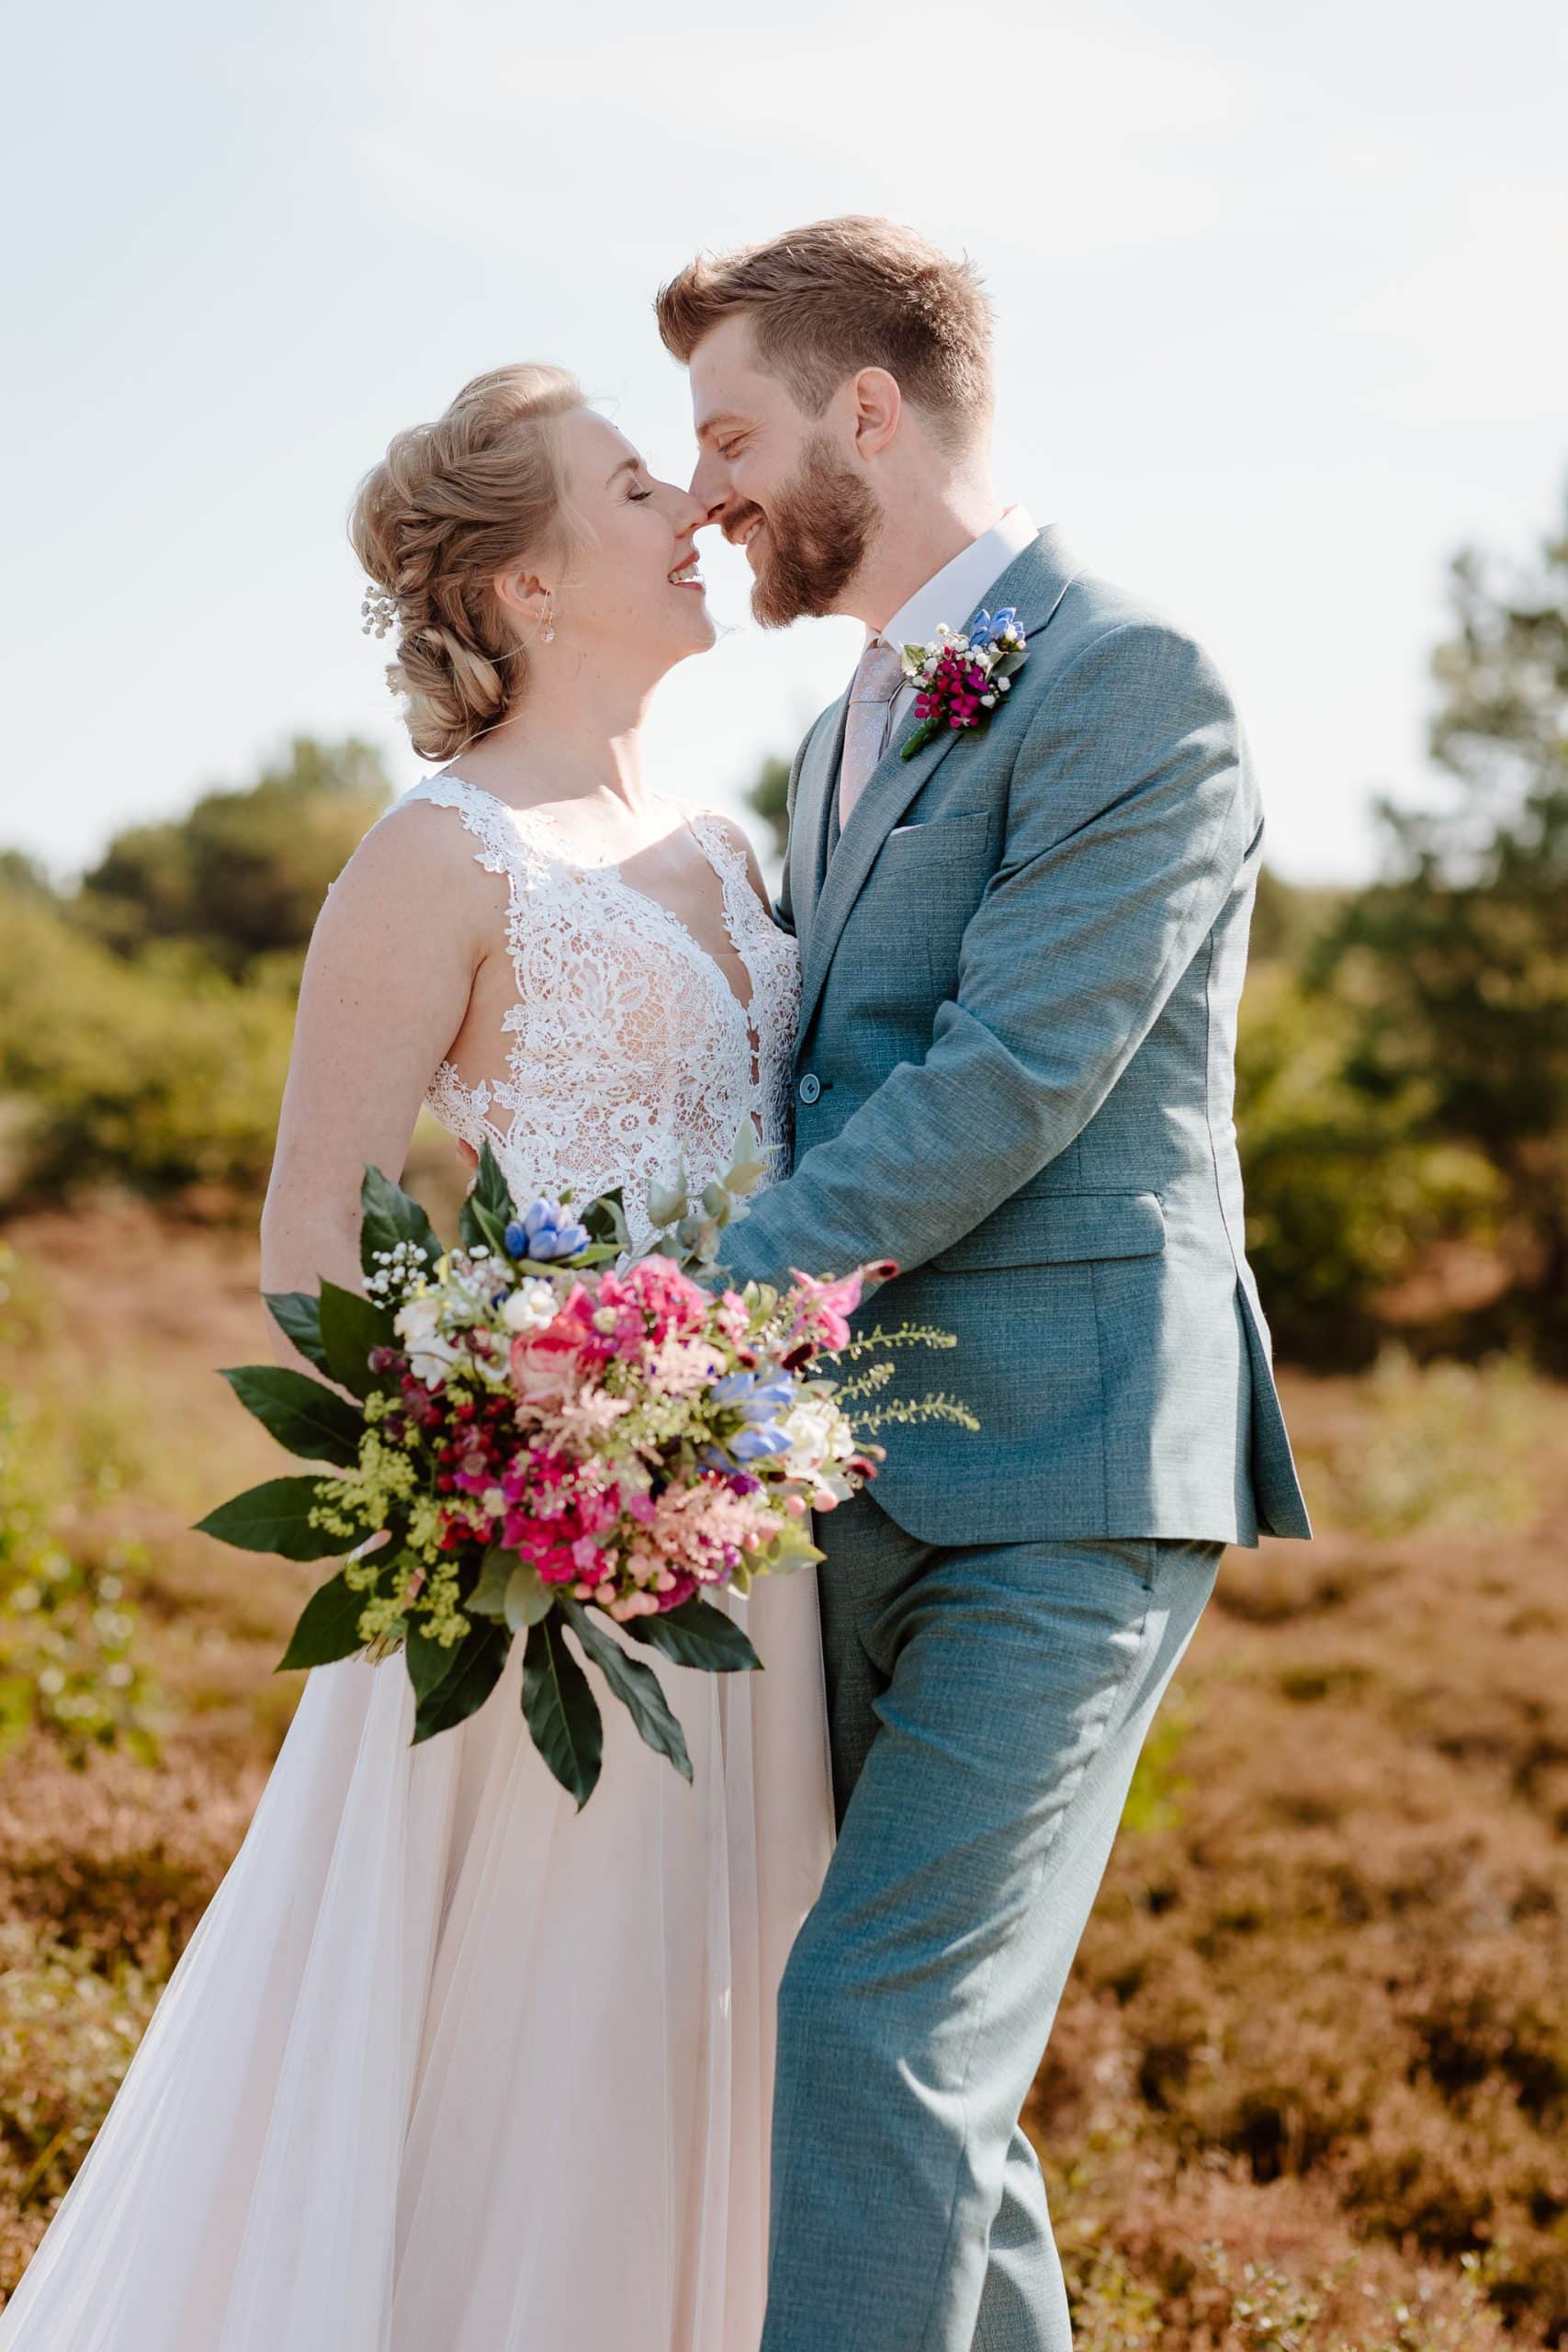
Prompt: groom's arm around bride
<box><xmin>660</xmin><ymin>217</ymin><xmax>1311</xmax><ymax>2352</ymax></box>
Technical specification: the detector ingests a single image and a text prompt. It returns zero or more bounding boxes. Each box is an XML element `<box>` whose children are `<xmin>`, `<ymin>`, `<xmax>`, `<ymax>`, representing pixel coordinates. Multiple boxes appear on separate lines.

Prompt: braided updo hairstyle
<box><xmin>348</xmin><ymin>364</ymin><xmax>585</xmax><ymax>761</ymax></box>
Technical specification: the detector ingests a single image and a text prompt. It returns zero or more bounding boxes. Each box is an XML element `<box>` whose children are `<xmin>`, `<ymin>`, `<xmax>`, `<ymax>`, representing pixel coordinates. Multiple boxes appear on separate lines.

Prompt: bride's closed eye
<box><xmin>627</xmin><ymin>483</ymin><xmax>654</xmax><ymax>503</ymax></box>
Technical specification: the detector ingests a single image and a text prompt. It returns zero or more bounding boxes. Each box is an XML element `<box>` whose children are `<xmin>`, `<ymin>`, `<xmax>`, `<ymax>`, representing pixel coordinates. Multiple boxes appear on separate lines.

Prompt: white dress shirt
<box><xmin>874</xmin><ymin>503</ymin><xmax>1040</xmax><ymax>735</ymax></box>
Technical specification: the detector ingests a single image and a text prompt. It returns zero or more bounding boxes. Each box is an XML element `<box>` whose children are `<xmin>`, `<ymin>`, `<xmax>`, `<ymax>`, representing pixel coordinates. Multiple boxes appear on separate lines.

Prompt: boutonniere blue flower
<box><xmin>897</xmin><ymin>607</ymin><xmax>1029</xmax><ymax>762</ymax></box>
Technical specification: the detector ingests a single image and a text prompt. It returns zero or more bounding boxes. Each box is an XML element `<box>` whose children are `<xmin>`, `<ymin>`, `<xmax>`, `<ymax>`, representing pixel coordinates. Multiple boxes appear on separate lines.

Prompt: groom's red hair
<box><xmin>655</xmin><ymin>216</ymin><xmax>994</xmax><ymax>449</ymax></box>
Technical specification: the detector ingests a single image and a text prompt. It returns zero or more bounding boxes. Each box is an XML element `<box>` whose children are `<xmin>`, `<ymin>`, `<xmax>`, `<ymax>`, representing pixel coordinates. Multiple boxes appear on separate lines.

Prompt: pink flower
<box><xmin>785</xmin><ymin>1268</ymin><xmax>865</xmax><ymax>1353</ymax></box>
<box><xmin>507</xmin><ymin>1334</ymin><xmax>572</xmax><ymax>1408</ymax></box>
<box><xmin>714</xmin><ymin>1288</ymin><xmax>754</xmax><ymax>1346</ymax></box>
<box><xmin>620</xmin><ymin>1255</ymin><xmax>712</xmax><ymax>1341</ymax></box>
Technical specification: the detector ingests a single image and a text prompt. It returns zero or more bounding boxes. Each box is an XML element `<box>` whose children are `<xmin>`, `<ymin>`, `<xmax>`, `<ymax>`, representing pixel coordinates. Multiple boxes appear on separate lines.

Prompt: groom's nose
<box><xmin>688</xmin><ymin>446</ymin><xmax>729</xmax><ymax>521</ymax></box>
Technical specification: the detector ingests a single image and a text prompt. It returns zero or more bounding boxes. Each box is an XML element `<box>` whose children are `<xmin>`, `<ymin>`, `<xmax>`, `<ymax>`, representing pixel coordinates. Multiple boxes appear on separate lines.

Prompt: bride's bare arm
<box><xmin>259</xmin><ymin>804</ymin><xmax>486</xmax><ymax>1372</ymax></box>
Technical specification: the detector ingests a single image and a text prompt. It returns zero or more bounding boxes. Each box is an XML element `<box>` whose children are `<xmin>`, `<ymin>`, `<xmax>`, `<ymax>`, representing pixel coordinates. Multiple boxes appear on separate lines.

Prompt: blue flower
<box><xmin>972</xmin><ymin>605</ymin><xmax>1021</xmax><ymax>652</ymax></box>
<box><xmin>503</xmin><ymin>1198</ymin><xmax>591</xmax><ymax>1261</ymax></box>
<box><xmin>728</xmin><ymin>1423</ymin><xmax>793</xmax><ymax>1463</ymax></box>
<box><xmin>711</xmin><ymin>1368</ymin><xmax>797</xmax><ymax>1421</ymax></box>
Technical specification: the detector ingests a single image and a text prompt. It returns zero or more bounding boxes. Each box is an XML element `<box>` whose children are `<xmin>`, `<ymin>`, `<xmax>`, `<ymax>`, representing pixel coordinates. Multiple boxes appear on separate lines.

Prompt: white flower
<box><xmin>408</xmin><ymin>1334</ymin><xmax>461</xmax><ymax>1385</ymax></box>
<box><xmin>500</xmin><ymin>1277</ymin><xmax>558</xmax><ymax>1334</ymax></box>
<box><xmin>393</xmin><ymin>1292</ymin><xmax>442</xmax><ymax>1345</ymax></box>
<box><xmin>779</xmin><ymin>1393</ymin><xmax>856</xmax><ymax>1478</ymax></box>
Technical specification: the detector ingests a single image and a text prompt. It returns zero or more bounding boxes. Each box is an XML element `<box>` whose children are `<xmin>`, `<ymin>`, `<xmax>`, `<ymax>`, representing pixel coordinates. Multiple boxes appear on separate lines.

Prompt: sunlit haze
<box><xmin>5</xmin><ymin>0</ymin><xmax>1564</xmax><ymax>883</ymax></box>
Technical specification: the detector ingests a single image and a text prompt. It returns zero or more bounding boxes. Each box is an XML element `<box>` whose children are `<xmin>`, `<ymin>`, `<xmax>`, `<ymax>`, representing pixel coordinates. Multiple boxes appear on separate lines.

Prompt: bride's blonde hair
<box><xmin>348</xmin><ymin>363</ymin><xmax>585</xmax><ymax>761</ymax></box>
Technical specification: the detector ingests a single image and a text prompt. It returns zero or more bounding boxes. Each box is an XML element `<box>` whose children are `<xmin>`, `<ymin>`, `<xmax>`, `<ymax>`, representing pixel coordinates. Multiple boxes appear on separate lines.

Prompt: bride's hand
<box><xmin>456</xmin><ymin>1138</ymin><xmax>479</xmax><ymax>1171</ymax></box>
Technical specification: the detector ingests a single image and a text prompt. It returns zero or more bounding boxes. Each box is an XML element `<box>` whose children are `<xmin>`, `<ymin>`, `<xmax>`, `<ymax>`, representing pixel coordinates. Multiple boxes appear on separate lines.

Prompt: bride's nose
<box><xmin>666</xmin><ymin>483</ymin><xmax>706</xmax><ymax>538</ymax></box>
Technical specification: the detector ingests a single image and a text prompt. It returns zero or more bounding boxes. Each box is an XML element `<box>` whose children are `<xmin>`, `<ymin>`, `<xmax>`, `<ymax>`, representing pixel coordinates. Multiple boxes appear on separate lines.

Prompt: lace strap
<box><xmin>405</xmin><ymin>775</ymin><xmax>552</xmax><ymax>897</ymax></box>
<box><xmin>684</xmin><ymin>807</ymin><xmax>760</xmax><ymax>929</ymax></box>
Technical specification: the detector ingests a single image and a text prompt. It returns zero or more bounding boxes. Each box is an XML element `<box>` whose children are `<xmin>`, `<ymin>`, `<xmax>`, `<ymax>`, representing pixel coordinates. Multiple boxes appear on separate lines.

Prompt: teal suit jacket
<box><xmin>722</xmin><ymin>526</ymin><xmax>1312</xmax><ymax>1548</ymax></box>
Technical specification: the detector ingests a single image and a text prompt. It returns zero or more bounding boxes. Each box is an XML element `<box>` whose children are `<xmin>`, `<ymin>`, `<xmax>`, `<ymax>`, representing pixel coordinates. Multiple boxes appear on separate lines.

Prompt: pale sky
<box><xmin>5</xmin><ymin>0</ymin><xmax>1565</xmax><ymax>887</ymax></box>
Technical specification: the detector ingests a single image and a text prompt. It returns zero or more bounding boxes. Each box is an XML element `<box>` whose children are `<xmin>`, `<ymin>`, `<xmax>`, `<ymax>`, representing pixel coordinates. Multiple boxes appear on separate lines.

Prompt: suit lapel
<box><xmin>795</xmin><ymin>526</ymin><xmax>1083</xmax><ymax>1042</ymax></box>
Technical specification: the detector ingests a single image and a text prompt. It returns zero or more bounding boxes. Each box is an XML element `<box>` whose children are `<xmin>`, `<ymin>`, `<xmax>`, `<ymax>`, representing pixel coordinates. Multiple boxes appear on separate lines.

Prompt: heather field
<box><xmin>0</xmin><ymin>1176</ymin><xmax>1562</xmax><ymax>2349</ymax></box>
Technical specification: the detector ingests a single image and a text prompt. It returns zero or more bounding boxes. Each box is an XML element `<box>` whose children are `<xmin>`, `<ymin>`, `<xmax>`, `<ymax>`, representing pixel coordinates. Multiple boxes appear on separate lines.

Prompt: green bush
<box><xmin>0</xmin><ymin>1250</ymin><xmax>161</xmax><ymax>1767</ymax></box>
<box><xmin>0</xmin><ymin>891</ymin><xmax>293</xmax><ymax>1207</ymax></box>
<box><xmin>76</xmin><ymin>734</ymin><xmax>391</xmax><ymax>977</ymax></box>
<box><xmin>1236</xmin><ymin>963</ymin><xmax>1502</xmax><ymax>1366</ymax></box>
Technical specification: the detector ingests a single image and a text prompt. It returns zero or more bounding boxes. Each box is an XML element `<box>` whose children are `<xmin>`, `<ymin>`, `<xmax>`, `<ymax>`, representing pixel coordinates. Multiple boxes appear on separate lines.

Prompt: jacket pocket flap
<box><xmin>930</xmin><ymin>1190</ymin><xmax>1167</xmax><ymax>1272</ymax></box>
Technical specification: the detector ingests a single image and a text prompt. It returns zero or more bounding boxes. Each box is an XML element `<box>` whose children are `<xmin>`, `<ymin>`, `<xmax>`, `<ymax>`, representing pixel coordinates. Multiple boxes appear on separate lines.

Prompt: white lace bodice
<box><xmin>400</xmin><ymin>775</ymin><xmax>800</xmax><ymax>1249</ymax></box>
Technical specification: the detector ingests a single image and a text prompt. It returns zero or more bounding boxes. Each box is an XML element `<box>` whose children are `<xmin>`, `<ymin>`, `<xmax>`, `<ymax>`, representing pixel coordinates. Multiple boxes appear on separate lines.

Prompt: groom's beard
<box><xmin>745</xmin><ymin>433</ymin><xmax>881</xmax><ymax>629</ymax></box>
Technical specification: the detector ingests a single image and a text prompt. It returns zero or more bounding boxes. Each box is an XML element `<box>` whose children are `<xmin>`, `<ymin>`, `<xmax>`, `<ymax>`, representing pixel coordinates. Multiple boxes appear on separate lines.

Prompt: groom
<box><xmin>657</xmin><ymin>218</ymin><xmax>1312</xmax><ymax>2350</ymax></box>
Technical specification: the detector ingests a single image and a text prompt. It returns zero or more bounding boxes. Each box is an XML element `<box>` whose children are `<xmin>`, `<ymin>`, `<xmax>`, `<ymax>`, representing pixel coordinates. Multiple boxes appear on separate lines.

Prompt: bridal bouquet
<box><xmin>196</xmin><ymin>1127</ymin><xmax>973</xmax><ymax>1806</ymax></box>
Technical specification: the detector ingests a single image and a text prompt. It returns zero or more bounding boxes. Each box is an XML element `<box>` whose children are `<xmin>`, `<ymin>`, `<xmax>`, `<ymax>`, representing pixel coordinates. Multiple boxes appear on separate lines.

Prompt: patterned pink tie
<box><xmin>837</xmin><ymin>639</ymin><xmax>908</xmax><ymax>831</ymax></box>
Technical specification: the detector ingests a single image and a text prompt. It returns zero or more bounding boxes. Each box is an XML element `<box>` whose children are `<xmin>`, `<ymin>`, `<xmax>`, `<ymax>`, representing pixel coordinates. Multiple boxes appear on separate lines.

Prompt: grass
<box><xmin>0</xmin><ymin>1194</ymin><xmax>1564</xmax><ymax>2346</ymax></box>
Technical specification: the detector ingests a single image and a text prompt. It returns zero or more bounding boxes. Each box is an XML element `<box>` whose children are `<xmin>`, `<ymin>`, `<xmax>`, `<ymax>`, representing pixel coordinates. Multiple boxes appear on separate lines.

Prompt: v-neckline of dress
<box><xmin>436</xmin><ymin>772</ymin><xmax>758</xmax><ymax>1036</ymax></box>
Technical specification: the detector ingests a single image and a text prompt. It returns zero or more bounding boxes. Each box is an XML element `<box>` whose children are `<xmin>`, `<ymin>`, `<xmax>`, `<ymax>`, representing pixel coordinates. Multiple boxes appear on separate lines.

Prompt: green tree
<box><xmin>744</xmin><ymin>753</ymin><xmax>792</xmax><ymax>863</ymax></box>
<box><xmin>0</xmin><ymin>884</ymin><xmax>294</xmax><ymax>1207</ymax></box>
<box><xmin>0</xmin><ymin>848</ymin><xmax>59</xmax><ymax>904</ymax></box>
<box><xmin>1236</xmin><ymin>962</ymin><xmax>1500</xmax><ymax>1366</ymax></box>
<box><xmin>1317</xmin><ymin>488</ymin><xmax>1568</xmax><ymax>1361</ymax></box>
<box><xmin>77</xmin><ymin>734</ymin><xmax>393</xmax><ymax>977</ymax></box>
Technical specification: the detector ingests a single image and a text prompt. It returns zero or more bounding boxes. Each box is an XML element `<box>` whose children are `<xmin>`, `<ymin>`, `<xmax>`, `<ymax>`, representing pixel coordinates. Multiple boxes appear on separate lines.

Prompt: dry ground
<box><xmin>1</xmin><ymin>1189</ymin><xmax>1563</xmax><ymax>2349</ymax></box>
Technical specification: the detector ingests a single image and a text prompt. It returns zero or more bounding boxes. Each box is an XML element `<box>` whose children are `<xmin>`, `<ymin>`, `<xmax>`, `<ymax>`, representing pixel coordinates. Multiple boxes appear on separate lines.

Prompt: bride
<box><xmin>0</xmin><ymin>364</ymin><xmax>834</xmax><ymax>2350</ymax></box>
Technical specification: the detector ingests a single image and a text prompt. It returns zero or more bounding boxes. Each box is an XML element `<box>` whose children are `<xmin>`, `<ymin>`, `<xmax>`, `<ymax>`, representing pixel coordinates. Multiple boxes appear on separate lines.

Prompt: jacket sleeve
<box><xmin>723</xmin><ymin>621</ymin><xmax>1258</xmax><ymax>1291</ymax></box>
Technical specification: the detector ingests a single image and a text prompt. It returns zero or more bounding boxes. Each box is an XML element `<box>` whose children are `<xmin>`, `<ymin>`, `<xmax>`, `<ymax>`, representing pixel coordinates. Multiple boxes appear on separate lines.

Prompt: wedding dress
<box><xmin>0</xmin><ymin>774</ymin><xmax>833</xmax><ymax>2352</ymax></box>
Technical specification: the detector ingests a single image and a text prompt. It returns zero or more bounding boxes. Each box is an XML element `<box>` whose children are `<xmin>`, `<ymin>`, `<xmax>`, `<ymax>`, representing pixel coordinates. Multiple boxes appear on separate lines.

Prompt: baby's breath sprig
<box><xmin>364</xmin><ymin>1238</ymin><xmax>433</xmax><ymax>1303</ymax></box>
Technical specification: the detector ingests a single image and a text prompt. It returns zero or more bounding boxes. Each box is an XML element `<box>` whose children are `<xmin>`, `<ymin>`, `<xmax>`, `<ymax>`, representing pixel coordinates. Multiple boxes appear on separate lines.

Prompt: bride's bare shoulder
<box><xmin>324</xmin><ymin>786</ymin><xmax>500</xmax><ymax>909</ymax></box>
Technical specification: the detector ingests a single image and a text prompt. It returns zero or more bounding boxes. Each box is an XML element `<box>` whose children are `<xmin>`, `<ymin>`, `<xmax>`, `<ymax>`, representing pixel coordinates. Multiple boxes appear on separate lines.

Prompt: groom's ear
<box><xmin>849</xmin><ymin>368</ymin><xmax>901</xmax><ymax>461</ymax></box>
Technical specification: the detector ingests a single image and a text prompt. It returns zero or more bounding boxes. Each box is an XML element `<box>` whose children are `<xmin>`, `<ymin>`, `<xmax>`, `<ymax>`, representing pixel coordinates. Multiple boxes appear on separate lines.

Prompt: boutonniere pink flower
<box><xmin>898</xmin><ymin>606</ymin><xmax>1029</xmax><ymax>762</ymax></box>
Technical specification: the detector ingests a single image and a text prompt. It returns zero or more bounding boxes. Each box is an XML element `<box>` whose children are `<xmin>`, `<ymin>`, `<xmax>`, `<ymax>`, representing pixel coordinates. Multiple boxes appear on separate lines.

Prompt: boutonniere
<box><xmin>897</xmin><ymin>607</ymin><xmax>1029</xmax><ymax>762</ymax></box>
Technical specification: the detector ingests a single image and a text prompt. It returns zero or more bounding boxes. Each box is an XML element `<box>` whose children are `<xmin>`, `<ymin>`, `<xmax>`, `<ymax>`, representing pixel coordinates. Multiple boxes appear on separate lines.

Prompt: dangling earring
<box><xmin>540</xmin><ymin>592</ymin><xmax>557</xmax><ymax>645</ymax></box>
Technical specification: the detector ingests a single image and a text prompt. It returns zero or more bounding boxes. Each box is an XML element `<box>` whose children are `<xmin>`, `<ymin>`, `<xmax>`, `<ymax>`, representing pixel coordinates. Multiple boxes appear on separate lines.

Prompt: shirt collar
<box><xmin>872</xmin><ymin>503</ymin><xmax>1040</xmax><ymax>655</ymax></box>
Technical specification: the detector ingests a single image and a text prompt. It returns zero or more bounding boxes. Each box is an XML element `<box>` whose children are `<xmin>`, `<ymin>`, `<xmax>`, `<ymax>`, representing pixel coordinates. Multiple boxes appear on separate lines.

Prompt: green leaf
<box><xmin>521</xmin><ymin>1614</ymin><xmax>603</xmax><ymax>1807</ymax></box>
<box><xmin>644</xmin><ymin>1170</ymin><xmax>689</xmax><ymax>1230</ymax></box>
<box><xmin>359</xmin><ymin>1163</ymin><xmax>442</xmax><ymax>1285</ymax></box>
<box><xmin>561</xmin><ymin>1599</ymin><xmax>692</xmax><ymax>1782</ymax></box>
<box><xmin>581</xmin><ymin>1185</ymin><xmax>630</xmax><ymax>1254</ymax></box>
<box><xmin>405</xmin><ymin>1615</ymin><xmax>463</xmax><ymax>1702</ymax></box>
<box><xmin>757</xmin><ymin>1518</ymin><xmax>826</xmax><ymax>1576</ymax></box>
<box><xmin>458</xmin><ymin>1137</ymin><xmax>517</xmax><ymax>1256</ymax></box>
<box><xmin>723</xmin><ymin>1115</ymin><xmax>771</xmax><ymax>1197</ymax></box>
<box><xmin>219</xmin><ymin>1365</ymin><xmax>364</xmax><ymax>1465</ymax></box>
<box><xmin>503</xmin><ymin>1564</ymin><xmax>554</xmax><ymax>1632</ymax></box>
<box><xmin>277</xmin><ymin>1570</ymin><xmax>368</xmax><ymax>1671</ymax></box>
<box><xmin>898</xmin><ymin>717</ymin><xmax>942</xmax><ymax>763</ymax></box>
<box><xmin>193</xmin><ymin>1475</ymin><xmax>336</xmax><ymax>1560</ymax></box>
<box><xmin>317</xmin><ymin>1280</ymin><xmax>398</xmax><ymax>1398</ymax></box>
<box><xmin>264</xmin><ymin>1288</ymin><xmax>331</xmax><ymax>1374</ymax></box>
<box><xmin>469</xmin><ymin>1544</ymin><xmax>556</xmax><ymax>1632</ymax></box>
<box><xmin>411</xmin><ymin>1619</ymin><xmax>508</xmax><ymax>1744</ymax></box>
<box><xmin>468</xmin><ymin>1542</ymin><xmax>518</xmax><ymax>1620</ymax></box>
<box><xmin>625</xmin><ymin>1595</ymin><xmax>761</xmax><ymax>1674</ymax></box>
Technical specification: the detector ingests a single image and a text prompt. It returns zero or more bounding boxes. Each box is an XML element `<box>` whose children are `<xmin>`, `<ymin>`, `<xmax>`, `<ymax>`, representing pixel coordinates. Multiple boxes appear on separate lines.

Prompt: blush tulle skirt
<box><xmin>0</xmin><ymin>1572</ymin><xmax>833</xmax><ymax>2351</ymax></box>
